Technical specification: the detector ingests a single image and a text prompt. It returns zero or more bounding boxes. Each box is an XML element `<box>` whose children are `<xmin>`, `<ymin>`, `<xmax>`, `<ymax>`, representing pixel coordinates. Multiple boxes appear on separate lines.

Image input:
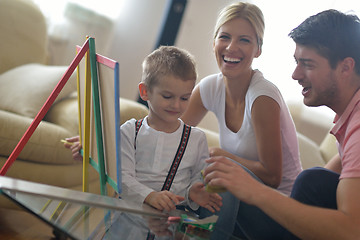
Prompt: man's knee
<box><xmin>294</xmin><ymin>167</ymin><xmax>325</xmax><ymax>188</ymax></box>
<box><xmin>290</xmin><ymin>167</ymin><xmax>339</xmax><ymax>208</ymax></box>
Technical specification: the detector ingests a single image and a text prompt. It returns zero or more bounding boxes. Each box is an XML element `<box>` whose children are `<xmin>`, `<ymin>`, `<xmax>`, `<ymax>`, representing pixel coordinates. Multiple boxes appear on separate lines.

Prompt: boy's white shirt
<box><xmin>120</xmin><ymin>116</ymin><xmax>209</xmax><ymax>210</ymax></box>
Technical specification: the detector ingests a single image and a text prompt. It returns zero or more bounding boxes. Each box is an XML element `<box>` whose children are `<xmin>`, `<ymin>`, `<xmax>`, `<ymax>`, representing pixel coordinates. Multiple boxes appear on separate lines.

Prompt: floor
<box><xmin>0</xmin><ymin>208</ymin><xmax>55</xmax><ymax>240</ymax></box>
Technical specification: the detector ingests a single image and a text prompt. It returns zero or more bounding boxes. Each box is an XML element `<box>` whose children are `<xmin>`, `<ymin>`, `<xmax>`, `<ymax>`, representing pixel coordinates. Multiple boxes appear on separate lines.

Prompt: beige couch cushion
<box><xmin>0</xmin><ymin>64</ymin><xmax>77</xmax><ymax>118</ymax></box>
<box><xmin>0</xmin><ymin>0</ymin><xmax>48</xmax><ymax>74</ymax></box>
<box><xmin>44</xmin><ymin>95</ymin><xmax>79</xmax><ymax>136</ymax></box>
<box><xmin>199</xmin><ymin>127</ymin><xmax>220</xmax><ymax>148</ymax></box>
<box><xmin>0</xmin><ymin>110</ymin><xmax>76</xmax><ymax>164</ymax></box>
<box><xmin>119</xmin><ymin>98</ymin><xmax>148</xmax><ymax>124</ymax></box>
<box><xmin>319</xmin><ymin>133</ymin><xmax>338</xmax><ymax>164</ymax></box>
<box><xmin>297</xmin><ymin>133</ymin><xmax>326</xmax><ymax>169</ymax></box>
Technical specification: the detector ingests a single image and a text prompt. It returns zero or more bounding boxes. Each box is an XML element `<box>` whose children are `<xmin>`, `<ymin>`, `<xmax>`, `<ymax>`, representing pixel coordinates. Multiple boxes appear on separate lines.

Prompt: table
<box><xmin>0</xmin><ymin>176</ymin><xmax>240</xmax><ymax>240</ymax></box>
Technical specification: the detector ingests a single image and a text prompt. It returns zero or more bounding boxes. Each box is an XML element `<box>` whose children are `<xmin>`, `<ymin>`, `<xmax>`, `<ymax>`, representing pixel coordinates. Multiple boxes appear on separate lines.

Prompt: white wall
<box><xmin>44</xmin><ymin>0</ymin><xmax>235</xmax><ymax>131</ymax></box>
<box><xmin>105</xmin><ymin>0</ymin><xmax>235</xmax><ymax>131</ymax></box>
<box><xmin>42</xmin><ymin>0</ymin><xmax>360</xmax><ymax>133</ymax></box>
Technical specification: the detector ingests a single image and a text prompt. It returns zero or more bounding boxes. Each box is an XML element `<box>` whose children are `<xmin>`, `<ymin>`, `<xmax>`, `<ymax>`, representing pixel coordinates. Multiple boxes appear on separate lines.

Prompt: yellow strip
<box><xmin>82</xmin><ymin>42</ymin><xmax>91</xmax><ymax>193</ymax></box>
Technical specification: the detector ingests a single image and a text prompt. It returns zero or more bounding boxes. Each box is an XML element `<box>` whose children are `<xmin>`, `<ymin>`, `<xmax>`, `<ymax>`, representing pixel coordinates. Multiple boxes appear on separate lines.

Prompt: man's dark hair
<box><xmin>289</xmin><ymin>9</ymin><xmax>360</xmax><ymax>75</ymax></box>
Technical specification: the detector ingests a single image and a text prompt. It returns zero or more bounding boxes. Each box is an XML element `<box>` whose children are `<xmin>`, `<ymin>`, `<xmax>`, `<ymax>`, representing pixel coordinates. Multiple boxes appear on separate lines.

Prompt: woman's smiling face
<box><xmin>213</xmin><ymin>17</ymin><xmax>260</xmax><ymax>80</ymax></box>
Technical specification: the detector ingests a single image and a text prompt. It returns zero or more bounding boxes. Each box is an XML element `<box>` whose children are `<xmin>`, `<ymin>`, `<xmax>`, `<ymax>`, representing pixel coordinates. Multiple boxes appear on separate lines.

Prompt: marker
<box><xmin>61</xmin><ymin>139</ymin><xmax>75</xmax><ymax>145</ymax></box>
<box><xmin>167</xmin><ymin>216</ymin><xmax>181</xmax><ymax>223</ymax></box>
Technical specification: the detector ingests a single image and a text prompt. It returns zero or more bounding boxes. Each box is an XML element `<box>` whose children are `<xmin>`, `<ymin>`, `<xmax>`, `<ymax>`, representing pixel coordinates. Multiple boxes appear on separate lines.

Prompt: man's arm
<box><xmin>204</xmin><ymin>157</ymin><xmax>360</xmax><ymax>239</ymax></box>
<box><xmin>324</xmin><ymin>153</ymin><xmax>342</xmax><ymax>174</ymax></box>
<box><xmin>254</xmin><ymin>178</ymin><xmax>360</xmax><ymax>239</ymax></box>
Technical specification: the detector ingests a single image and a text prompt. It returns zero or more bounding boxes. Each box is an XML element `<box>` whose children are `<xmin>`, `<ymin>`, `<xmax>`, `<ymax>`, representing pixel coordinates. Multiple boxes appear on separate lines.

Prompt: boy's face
<box><xmin>142</xmin><ymin>75</ymin><xmax>195</xmax><ymax>127</ymax></box>
<box><xmin>292</xmin><ymin>44</ymin><xmax>339</xmax><ymax>109</ymax></box>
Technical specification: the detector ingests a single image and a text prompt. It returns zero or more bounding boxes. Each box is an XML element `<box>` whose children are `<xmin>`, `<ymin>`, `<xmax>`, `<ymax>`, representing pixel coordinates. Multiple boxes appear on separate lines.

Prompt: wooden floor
<box><xmin>0</xmin><ymin>208</ymin><xmax>55</xmax><ymax>240</ymax></box>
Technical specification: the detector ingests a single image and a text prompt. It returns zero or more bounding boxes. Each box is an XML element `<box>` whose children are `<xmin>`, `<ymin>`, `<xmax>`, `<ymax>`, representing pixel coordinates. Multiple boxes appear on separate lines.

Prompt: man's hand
<box><xmin>144</xmin><ymin>191</ymin><xmax>185</xmax><ymax>212</ymax></box>
<box><xmin>189</xmin><ymin>182</ymin><xmax>222</xmax><ymax>212</ymax></box>
<box><xmin>203</xmin><ymin>156</ymin><xmax>264</xmax><ymax>203</ymax></box>
<box><xmin>209</xmin><ymin>147</ymin><xmax>230</xmax><ymax>157</ymax></box>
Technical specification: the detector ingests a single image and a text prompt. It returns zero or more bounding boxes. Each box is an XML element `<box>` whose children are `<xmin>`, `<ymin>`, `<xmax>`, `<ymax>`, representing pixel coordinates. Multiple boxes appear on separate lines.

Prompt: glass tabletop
<box><xmin>0</xmin><ymin>176</ymin><xmax>241</xmax><ymax>240</ymax></box>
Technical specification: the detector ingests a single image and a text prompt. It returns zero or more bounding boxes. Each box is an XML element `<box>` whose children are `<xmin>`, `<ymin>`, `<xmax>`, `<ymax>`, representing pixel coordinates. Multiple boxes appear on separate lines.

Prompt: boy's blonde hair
<box><xmin>214</xmin><ymin>2</ymin><xmax>265</xmax><ymax>50</ymax></box>
<box><xmin>141</xmin><ymin>46</ymin><xmax>197</xmax><ymax>90</ymax></box>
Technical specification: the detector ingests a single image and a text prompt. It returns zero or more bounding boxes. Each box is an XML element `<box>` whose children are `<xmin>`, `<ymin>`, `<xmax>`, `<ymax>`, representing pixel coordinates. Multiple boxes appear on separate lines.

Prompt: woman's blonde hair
<box><xmin>214</xmin><ymin>2</ymin><xmax>265</xmax><ymax>50</ymax></box>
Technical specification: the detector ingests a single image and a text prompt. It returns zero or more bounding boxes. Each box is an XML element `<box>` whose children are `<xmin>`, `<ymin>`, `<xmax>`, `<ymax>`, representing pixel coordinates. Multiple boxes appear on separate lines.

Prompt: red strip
<box><xmin>76</xmin><ymin>45</ymin><xmax>116</xmax><ymax>69</ymax></box>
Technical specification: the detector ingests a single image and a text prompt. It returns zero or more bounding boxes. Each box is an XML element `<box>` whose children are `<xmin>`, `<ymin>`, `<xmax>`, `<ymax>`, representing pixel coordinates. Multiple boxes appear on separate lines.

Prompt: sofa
<box><xmin>287</xmin><ymin>101</ymin><xmax>338</xmax><ymax>169</ymax></box>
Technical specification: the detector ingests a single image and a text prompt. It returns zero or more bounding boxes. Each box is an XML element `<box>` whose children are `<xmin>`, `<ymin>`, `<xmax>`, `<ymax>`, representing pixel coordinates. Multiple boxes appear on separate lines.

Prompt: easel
<box><xmin>0</xmin><ymin>37</ymin><xmax>121</xmax><ymax>196</ymax></box>
<box><xmin>76</xmin><ymin>38</ymin><xmax>121</xmax><ymax>195</ymax></box>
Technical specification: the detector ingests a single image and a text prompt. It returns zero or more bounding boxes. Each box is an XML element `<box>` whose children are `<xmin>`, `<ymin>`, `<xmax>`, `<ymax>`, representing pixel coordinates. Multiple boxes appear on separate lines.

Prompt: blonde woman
<box><xmin>181</xmin><ymin>2</ymin><xmax>302</xmax><ymax>238</ymax></box>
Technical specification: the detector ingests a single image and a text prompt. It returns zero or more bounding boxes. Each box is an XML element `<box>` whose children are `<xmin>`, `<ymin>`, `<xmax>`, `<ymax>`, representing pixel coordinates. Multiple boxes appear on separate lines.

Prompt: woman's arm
<box><xmin>250</xmin><ymin>95</ymin><xmax>283</xmax><ymax>188</ymax></box>
<box><xmin>181</xmin><ymin>85</ymin><xmax>208</xmax><ymax>126</ymax></box>
<box><xmin>211</xmin><ymin>96</ymin><xmax>282</xmax><ymax>188</ymax></box>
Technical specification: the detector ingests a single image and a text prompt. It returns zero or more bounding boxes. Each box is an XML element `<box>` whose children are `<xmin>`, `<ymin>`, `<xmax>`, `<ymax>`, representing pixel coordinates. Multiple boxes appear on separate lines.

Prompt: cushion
<box><xmin>0</xmin><ymin>156</ymin><xmax>99</xmax><ymax>188</ymax></box>
<box><xmin>44</xmin><ymin>95</ymin><xmax>79</xmax><ymax>136</ymax></box>
<box><xmin>0</xmin><ymin>0</ymin><xmax>48</xmax><ymax>74</ymax></box>
<box><xmin>0</xmin><ymin>109</ymin><xmax>76</xmax><ymax>165</ymax></box>
<box><xmin>0</xmin><ymin>64</ymin><xmax>77</xmax><ymax>118</ymax></box>
<box><xmin>319</xmin><ymin>133</ymin><xmax>338</xmax><ymax>163</ymax></box>
<box><xmin>297</xmin><ymin>132</ymin><xmax>325</xmax><ymax>169</ymax></box>
<box><xmin>119</xmin><ymin>98</ymin><xmax>148</xmax><ymax>124</ymax></box>
<box><xmin>198</xmin><ymin>127</ymin><xmax>220</xmax><ymax>148</ymax></box>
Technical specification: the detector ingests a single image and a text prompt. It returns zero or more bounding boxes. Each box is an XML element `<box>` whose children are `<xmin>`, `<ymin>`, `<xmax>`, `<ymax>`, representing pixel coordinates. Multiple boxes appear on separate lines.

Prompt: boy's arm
<box><xmin>120</xmin><ymin>121</ymin><xmax>154</xmax><ymax>204</ymax></box>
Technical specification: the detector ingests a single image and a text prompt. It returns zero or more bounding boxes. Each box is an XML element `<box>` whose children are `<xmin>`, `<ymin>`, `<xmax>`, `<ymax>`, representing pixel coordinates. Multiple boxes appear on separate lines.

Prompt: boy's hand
<box><xmin>146</xmin><ymin>216</ymin><xmax>171</xmax><ymax>237</ymax></box>
<box><xmin>144</xmin><ymin>191</ymin><xmax>184</xmax><ymax>212</ymax></box>
<box><xmin>189</xmin><ymin>182</ymin><xmax>222</xmax><ymax>213</ymax></box>
<box><xmin>63</xmin><ymin>136</ymin><xmax>83</xmax><ymax>161</ymax></box>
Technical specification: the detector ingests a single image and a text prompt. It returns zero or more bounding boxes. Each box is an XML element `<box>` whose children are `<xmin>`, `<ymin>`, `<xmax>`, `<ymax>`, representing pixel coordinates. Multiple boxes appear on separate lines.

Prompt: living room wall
<box><xmin>34</xmin><ymin>0</ymin><xmax>359</xmax><ymax>132</ymax></box>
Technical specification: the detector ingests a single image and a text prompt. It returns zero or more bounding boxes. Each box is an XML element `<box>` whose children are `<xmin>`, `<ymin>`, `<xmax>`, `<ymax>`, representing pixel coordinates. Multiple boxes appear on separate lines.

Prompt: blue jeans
<box><xmin>204</xmin><ymin>166</ymin><xmax>339</xmax><ymax>240</ymax></box>
<box><xmin>290</xmin><ymin>167</ymin><xmax>339</xmax><ymax>208</ymax></box>
<box><xmin>199</xmin><ymin>163</ymin><xmax>263</xmax><ymax>239</ymax></box>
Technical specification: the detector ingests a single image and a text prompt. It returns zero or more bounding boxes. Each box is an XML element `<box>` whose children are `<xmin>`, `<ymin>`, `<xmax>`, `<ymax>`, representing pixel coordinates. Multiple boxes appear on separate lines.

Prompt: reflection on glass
<box><xmin>0</xmin><ymin>176</ymin><xmax>241</xmax><ymax>240</ymax></box>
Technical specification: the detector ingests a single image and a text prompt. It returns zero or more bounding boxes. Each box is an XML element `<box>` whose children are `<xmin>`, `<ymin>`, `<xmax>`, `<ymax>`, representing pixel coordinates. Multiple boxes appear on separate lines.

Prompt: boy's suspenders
<box><xmin>134</xmin><ymin>118</ymin><xmax>144</xmax><ymax>149</ymax></box>
<box><xmin>161</xmin><ymin>122</ymin><xmax>191</xmax><ymax>191</ymax></box>
<box><xmin>134</xmin><ymin>118</ymin><xmax>191</xmax><ymax>191</ymax></box>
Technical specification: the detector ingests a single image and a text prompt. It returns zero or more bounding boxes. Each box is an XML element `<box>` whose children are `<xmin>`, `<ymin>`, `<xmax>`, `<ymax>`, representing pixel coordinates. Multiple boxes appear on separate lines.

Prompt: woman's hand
<box><xmin>209</xmin><ymin>147</ymin><xmax>231</xmax><ymax>158</ymax></box>
<box><xmin>189</xmin><ymin>182</ymin><xmax>222</xmax><ymax>212</ymax></box>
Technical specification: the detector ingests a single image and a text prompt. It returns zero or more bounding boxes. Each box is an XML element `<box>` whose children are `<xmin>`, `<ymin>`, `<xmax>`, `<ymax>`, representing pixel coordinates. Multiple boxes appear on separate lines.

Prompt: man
<box><xmin>203</xmin><ymin>9</ymin><xmax>360</xmax><ymax>239</ymax></box>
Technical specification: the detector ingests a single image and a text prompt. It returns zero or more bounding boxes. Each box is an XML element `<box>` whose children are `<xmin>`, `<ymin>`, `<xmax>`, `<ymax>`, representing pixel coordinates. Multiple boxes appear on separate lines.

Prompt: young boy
<box><xmin>65</xmin><ymin>46</ymin><xmax>222</xmax><ymax>213</ymax></box>
<box><xmin>121</xmin><ymin>46</ymin><xmax>221</xmax><ymax>212</ymax></box>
